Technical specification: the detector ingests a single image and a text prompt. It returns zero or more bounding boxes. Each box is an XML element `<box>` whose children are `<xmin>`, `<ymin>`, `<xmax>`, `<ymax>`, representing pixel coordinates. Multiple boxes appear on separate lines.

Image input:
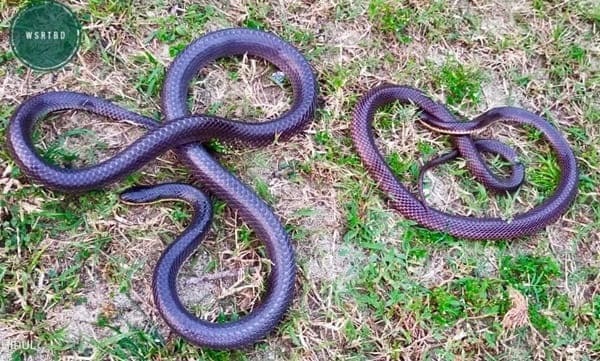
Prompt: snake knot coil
<box><xmin>351</xmin><ymin>84</ymin><xmax>578</xmax><ymax>240</ymax></box>
<box><xmin>7</xmin><ymin>28</ymin><xmax>318</xmax><ymax>349</ymax></box>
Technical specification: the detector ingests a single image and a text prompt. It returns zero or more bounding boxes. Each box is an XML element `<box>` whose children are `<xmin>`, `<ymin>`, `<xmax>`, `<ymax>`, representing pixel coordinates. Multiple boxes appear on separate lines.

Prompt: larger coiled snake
<box><xmin>7</xmin><ymin>28</ymin><xmax>318</xmax><ymax>349</ymax></box>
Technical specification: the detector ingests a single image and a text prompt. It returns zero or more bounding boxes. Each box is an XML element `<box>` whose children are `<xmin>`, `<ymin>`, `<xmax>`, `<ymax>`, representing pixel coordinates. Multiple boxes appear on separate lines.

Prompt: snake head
<box><xmin>120</xmin><ymin>183</ymin><xmax>211</xmax><ymax>212</ymax></box>
<box><xmin>119</xmin><ymin>185</ymin><xmax>165</xmax><ymax>204</ymax></box>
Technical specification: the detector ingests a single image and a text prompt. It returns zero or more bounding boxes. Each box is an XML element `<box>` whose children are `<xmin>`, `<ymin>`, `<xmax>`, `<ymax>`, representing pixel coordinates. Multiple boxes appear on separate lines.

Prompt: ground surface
<box><xmin>0</xmin><ymin>0</ymin><xmax>599</xmax><ymax>360</ymax></box>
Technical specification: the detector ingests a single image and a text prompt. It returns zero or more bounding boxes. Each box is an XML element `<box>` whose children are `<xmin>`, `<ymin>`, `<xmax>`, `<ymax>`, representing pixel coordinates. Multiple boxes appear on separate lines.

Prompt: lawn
<box><xmin>0</xmin><ymin>0</ymin><xmax>599</xmax><ymax>360</ymax></box>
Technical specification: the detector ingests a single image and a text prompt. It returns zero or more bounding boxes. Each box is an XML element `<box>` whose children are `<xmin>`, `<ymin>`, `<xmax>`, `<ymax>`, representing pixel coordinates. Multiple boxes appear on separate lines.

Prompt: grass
<box><xmin>434</xmin><ymin>59</ymin><xmax>484</xmax><ymax>107</ymax></box>
<box><xmin>1</xmin><ymin>0</ymin><xmax>599</xmax><ymax>360</ymax></box>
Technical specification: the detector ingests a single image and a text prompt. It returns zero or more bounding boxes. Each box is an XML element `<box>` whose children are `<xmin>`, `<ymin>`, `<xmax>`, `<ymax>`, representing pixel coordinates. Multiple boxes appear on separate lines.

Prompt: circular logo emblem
<box><xmin>10</xmin><ymin>1</ymin><xmax>81</xmax><ymax>71</ymax></box>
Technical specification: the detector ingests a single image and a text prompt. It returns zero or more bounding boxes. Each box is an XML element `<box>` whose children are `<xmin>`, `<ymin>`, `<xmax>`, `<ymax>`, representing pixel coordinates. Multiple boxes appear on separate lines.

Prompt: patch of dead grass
<box><xmin>502</xmin><ymin>287</ymin><xmax>529</xmax><ymax>331</ymax></box>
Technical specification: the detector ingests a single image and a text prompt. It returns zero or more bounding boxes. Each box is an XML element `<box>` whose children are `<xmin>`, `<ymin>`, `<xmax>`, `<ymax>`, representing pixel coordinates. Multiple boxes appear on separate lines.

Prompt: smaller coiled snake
<box><xmin>7</xmin><ymin>29</ymin><xmax>318</xmax><ymax>348</ymax></box>
<box><xmin>351</xmin><ymin>84</ymin><xmax>578</xmax><ymax>240</ymax></box>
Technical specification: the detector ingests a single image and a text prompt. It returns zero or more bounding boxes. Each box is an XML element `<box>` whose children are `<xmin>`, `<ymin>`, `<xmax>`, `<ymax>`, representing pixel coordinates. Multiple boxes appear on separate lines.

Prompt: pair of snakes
<box><xmin>6</xmin><ymin>28</ymin><xmax>578</xmax><ymax>349</ymax></box>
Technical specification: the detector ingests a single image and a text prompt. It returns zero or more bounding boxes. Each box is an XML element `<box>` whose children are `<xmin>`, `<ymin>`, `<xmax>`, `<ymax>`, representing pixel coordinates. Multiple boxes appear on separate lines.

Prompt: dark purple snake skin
<box><xmin>351</xmin><ymin>84</ymin><xmax>578</xmax><ymax>240</ymax></box>
<box><xmin>7</xmin><ymin>28</ymin><xmax>318</xmax><ymax>348</ymax></box>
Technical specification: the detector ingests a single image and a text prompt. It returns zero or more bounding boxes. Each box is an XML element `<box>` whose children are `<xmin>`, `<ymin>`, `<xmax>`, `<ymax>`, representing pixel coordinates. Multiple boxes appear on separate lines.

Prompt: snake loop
<box><xmin>7</xmin><ymin>28</ymin><xmax>318</xmax><ymax>348</ymax></box>
<box><xmin>351</xmin><ymin>84</ymin><xmax>578</xmax><ymax>240</ymax></box>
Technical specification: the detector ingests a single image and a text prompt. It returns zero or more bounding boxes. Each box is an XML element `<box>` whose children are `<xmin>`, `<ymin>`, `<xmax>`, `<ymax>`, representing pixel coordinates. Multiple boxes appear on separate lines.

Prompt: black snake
<box><xmin>351</xmin><ymin>84</ymin><xmax>578</xmax><ymax>240</ymax></box>
<box><xmin>7</xmin><ymin>28</ymin><xmax>318</xmax><ymax>349</ymax></box>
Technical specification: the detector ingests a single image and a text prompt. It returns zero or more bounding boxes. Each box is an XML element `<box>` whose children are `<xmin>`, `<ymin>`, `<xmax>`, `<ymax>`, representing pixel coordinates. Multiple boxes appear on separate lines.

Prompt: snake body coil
<box><xmin>7</xmin><ymin>28</ymin><xmax>318</xmax><ymax>348</ymax></box>
<box><xmin>351</xmin><ymin>84</ymin><xmax>578</xmax><ymax>240</ymax></box>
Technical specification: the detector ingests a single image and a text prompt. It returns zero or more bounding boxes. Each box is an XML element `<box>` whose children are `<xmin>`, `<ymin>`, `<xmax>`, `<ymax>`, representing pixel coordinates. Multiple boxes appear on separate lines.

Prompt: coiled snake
<box><xmin>351</xmin><ymin>84</ymin><xmax>578</xmax><ymax>240</ymax></box>
<box><xmin>7</xmin><ymin>28</ymin><xmax>318</xmax><ymax>349</ymax></box>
